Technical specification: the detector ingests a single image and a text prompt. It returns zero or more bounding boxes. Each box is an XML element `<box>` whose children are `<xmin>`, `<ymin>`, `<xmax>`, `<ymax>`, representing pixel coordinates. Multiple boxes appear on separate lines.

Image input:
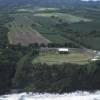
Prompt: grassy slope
<box><xmin>32</xmin><ymin>8</ymin><xmax>100</xmax><ymax>50</ymax></box>
<box><xmin>7</xmin><ymin>13</ymin><xmax>50</xmax><ymax>45</ymax></box>
<box><xmin>67</xmin><ymin>8</ymin><xmax>100</xmax><ymax>50</ymax></box>
<box><xmin>34</xmin><ymin>12</ymin><xmax>91</xmax><ymax>23</ymax></box>
<box><xmin>7</xmin><ymin>11</ymin><xmax>70</xmax><ymax>44</ymax></box>
<box><xmin>6</xmin><ymin>7</ymin><xmax>100</xmax><ymax>49</ymax></box>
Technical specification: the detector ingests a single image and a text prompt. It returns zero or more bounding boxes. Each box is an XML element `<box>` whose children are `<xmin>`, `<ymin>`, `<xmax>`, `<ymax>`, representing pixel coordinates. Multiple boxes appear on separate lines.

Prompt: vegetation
<box><xmin>32</xmin><ymin>52</ymin><xmax>93</xmax><ymax>65</ymax></box>
<box><xmin>0</xmin><ymin>13</ymin><xmax>30</xmax><ymax>94</ymax></box>
<box><xmin>0</xmin><ymin>0</ymin><xmax>100</xmax><ymax>95</ymax></box>
<box><xmin>34</xmin><ymin>12</ymin><xmax>91</xmax><ymax>23</ymax></box>
<box><xmin>5</xmin><ymin>5</ymin><xmax>100</xmax><ymax>50</ymax></box>
<box><xmin>13</xmin><ymin>57</ymin><xmax>100</xmax><ymax>93</ymax></box>
<box><xmin>7</xmin><ymin>14</ymin><xmax>50</xmax><ymax>46</ymax></box>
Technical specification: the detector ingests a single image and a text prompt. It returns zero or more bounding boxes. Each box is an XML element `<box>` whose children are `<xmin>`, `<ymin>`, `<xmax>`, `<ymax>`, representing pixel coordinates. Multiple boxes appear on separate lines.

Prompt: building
<box><xmin>57</xmin><ymin>48</ymin><xmax>69</xmax><ymax>54</ymax></box>
<box><xmin>40</xmin><ymin>47</ymin><xmax>70</xmax><ymax>54</ymax></box>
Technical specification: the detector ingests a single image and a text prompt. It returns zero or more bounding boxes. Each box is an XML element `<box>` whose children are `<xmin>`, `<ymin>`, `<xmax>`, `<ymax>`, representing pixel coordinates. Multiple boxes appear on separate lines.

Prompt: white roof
<box><xmin>58</xmin><ymin>48</ymin><xmax>69</xmax><ymax>52</ymax></box>
<box><xmin>91</xmin><ymin>58</ymin><xmax>98</xmax><ymax>61</ymax></box>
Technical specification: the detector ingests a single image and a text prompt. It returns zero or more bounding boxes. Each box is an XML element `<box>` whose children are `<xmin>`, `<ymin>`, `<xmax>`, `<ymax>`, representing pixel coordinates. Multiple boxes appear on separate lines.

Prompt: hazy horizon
<box><xmin>82</xmin><ymin>0</ymin><xmax>100</xmax><ymax>1</ymax></box>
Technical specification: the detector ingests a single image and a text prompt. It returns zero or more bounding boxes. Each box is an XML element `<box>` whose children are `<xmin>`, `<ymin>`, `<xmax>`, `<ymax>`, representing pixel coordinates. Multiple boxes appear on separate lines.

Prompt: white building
<box><xmin>58</xmin><ymin>48</ymin><xmax>69</xmax><ymax>54</ymax></box>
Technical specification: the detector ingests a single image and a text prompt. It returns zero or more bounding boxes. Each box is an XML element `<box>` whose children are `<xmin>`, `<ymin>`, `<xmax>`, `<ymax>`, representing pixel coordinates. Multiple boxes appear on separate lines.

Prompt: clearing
<box><xmin>32</xmin><ymin>51</ymin><xmax>93</xmax><ymax>65</ymax></box>
<box><xmin>34</xmin><ymin>12</ymin><xmax>92</xmax><ymax>23</ymax></box>
<box><xmin>7</xmin><ymin>14</ymin><xmax>50</xmax><ymax>46</ymax></box>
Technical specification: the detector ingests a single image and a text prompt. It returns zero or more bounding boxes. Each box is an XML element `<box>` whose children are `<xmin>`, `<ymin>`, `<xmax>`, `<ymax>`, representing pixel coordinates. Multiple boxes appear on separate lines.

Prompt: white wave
<box><xmin>0</xmin><ymin>91</ymin><xmax>100</xmax><ymax>100</ymax></box>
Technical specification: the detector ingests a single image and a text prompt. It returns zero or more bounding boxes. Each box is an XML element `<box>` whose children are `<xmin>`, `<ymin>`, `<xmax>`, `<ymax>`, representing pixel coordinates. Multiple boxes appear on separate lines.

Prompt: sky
<box><xmin>82</xmin><ymin>0</ymin><xmax>100</xmax><ymax>1</ymax></box>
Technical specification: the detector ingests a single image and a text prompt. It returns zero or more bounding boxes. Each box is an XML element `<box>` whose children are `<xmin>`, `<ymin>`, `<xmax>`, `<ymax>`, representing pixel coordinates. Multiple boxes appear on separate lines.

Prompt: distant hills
<box><xmin>0</xmin><ymin>0</ymin><xmax>99</xmax><ymax>8</ymax></box>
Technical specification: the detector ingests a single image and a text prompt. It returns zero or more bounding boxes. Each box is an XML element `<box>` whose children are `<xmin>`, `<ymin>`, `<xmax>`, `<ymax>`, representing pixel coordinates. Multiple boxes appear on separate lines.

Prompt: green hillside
<box><xmin>5</xmin><ymin>6</ymin><xmax>100</xmax><ymax>50</ymax></box>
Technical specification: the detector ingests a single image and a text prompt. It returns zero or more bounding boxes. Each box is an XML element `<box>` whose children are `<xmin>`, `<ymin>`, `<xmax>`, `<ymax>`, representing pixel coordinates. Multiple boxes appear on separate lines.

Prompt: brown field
<box><xmin>7</xmin><ymin>14</ymin><xmax>50</xmax><ymax>46</ymax></box>
<box><xmin>8</xmin><ymin>30</ymin><xmax>50</xmax><ymax>46</ymax></box>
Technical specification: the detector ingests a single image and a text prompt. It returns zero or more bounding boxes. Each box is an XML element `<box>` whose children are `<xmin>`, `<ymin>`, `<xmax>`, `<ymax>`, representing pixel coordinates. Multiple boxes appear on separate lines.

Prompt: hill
<box><xmin>4</xmin><ymin>4</ymin><xmax>100</xmax><ymax>49</ymax></box>
<box><xmin>1</xmin><ymin>0</ymin><xmax>100</xmax><ymax>49</ymax></box>
<box><xmin>0</xmin><ymin>0</ymin><xmax>100</xmax><ymax>8</ymax></box>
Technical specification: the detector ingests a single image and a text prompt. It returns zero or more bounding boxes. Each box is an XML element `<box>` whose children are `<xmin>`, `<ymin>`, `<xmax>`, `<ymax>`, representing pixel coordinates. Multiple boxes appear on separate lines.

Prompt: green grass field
<box><xmin>32</xmin><ymin>52</ymin><xmax>93</xmax><ymax>65</ymax></box>
<box><xmin>17</xmin><ymin>8</ymin><xmax>59</xmax><ymax>13</ymax></box>
<box><xmin>34</xmin><ymin>12</ymin><xmax>91</xmax><ymax>23</ymax></box>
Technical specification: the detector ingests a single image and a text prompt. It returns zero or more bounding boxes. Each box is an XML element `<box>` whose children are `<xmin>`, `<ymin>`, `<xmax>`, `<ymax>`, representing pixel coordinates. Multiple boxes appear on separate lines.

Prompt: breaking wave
<box><xmin>0</xmin><ymin>91</ymin><xmax>100</xmax><ymax>100</ymax></box>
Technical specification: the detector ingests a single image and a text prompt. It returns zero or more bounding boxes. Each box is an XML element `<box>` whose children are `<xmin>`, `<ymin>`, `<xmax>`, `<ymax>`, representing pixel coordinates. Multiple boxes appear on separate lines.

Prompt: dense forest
<box><xmin>13</xmin><ymin>60</ymin><xmax>100</xmax><ymax>93</ymax></box>
<box><xmin>0</xmin><ymin>14</ymin><xmax>29</xmax><ymax>94</ymax></box>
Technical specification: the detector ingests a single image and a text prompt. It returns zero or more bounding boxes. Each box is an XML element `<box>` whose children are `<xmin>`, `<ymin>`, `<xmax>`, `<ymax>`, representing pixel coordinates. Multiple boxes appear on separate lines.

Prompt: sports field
<box><xmin>32</xmin><ymin>52</ymin><xmax>93</xmax><ymax>65</ymax></box>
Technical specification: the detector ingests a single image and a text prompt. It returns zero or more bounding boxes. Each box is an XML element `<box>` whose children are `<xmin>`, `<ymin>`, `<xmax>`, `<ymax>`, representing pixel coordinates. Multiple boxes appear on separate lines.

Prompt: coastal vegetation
<box><xmin>0</xmin><ymin>0</ymin><xmax>100</xmax><ymax>95</ymax></box>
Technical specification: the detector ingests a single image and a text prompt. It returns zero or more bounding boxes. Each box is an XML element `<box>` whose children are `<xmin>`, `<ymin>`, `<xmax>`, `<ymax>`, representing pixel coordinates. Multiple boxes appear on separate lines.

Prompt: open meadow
<box><xmin>32</xmin><ymin>51</ymin><xmax>93</xmax><ymax>65</ymax></box>
<box><xmin>34</xmin><ymin>12</ymin><xmax>91</xmax><ymax>23</ymax></box>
